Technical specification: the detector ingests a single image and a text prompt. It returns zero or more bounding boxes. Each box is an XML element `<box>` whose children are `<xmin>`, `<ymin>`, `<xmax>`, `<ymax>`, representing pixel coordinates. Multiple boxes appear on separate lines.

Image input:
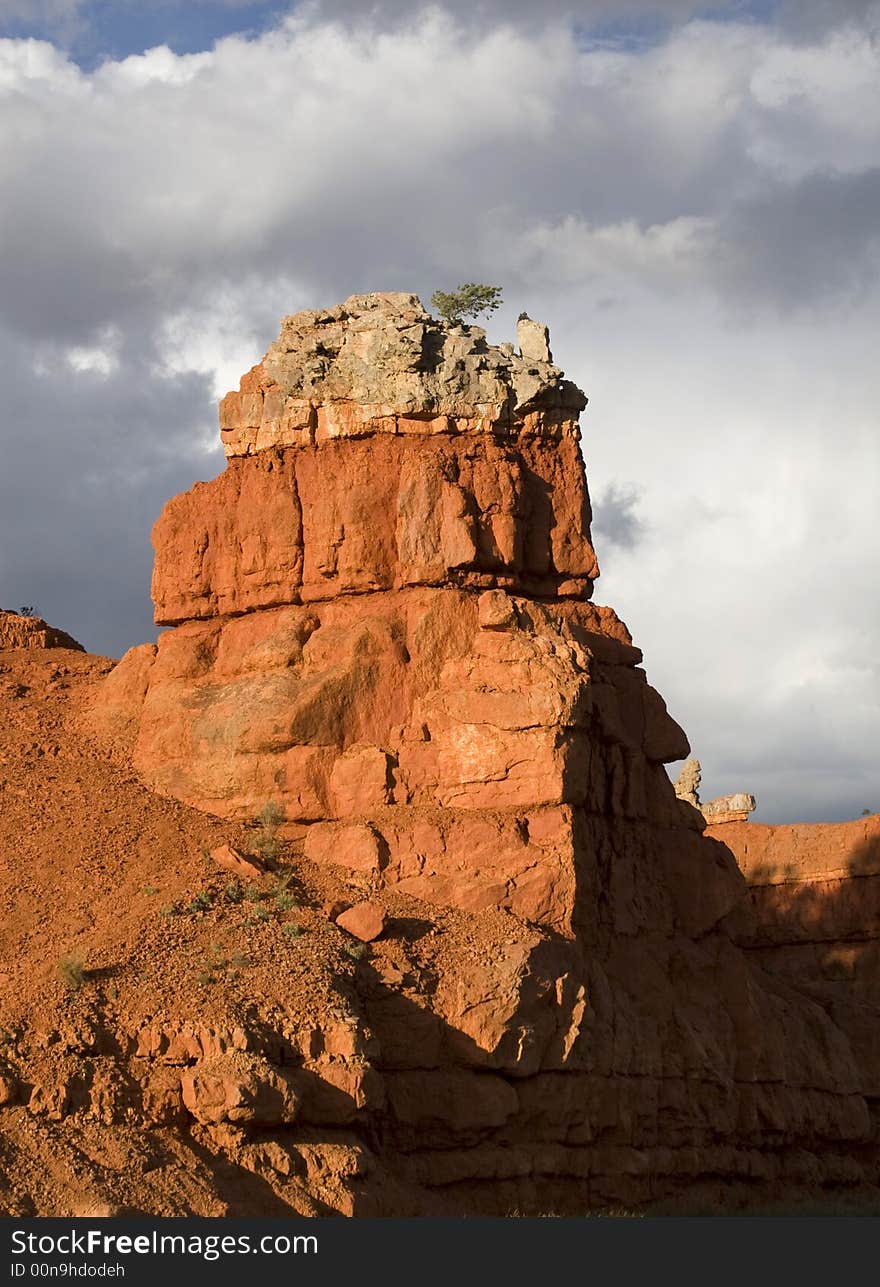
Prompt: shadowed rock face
<box><xmin>708</xmin><ymin>815</ymin><xmax>880</xmax><ymax>1104</ymax></box>
<box><xmin>80</xmin><ymin>293</ymin><xmax>880</xmax><ymax>1214</ymax></box>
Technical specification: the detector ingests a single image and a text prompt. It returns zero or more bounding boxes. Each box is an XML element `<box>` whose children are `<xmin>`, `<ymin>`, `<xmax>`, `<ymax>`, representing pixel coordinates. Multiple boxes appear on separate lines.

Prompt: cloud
<box><xmin>0</xmin><ymin>318</ymin><xmax>223</xmax><ymax>655</ymax></box>
<box><xmin>0</xmin><ymin>5</ymin><xmax>878</xmax><ymax>822</ymax></box>
<box><xmin>776</xmin><ymin>0</ymin><xmax>880</xmax><ymax>40</ymax></box>
<box><xmin>312</xmin><ymin>0</ymin><xmax>880</xmax><ymax>38</ymax></box>
<box><xmin>309</xmin><ymin>0</ymin><xmax>729</xmax><ymax>32</ymax></box>
<box><xmin>722</xmin><ymin>167</ymin><xmax>880</xmax><ymax>308</ymax></box>
<box><xmin>63</xmin><ymin>325</ymin><xmax>122</xmax><ymax>377</ymax></box>
<box><xmin>0</xmin><ymin>0</ymin><xmax>268</xmax><ymax>22</ymax></box>
<box><xmin>591</xmin><ymin>483</ymin><xmax>646</xmax><ymax>552</ymax></box>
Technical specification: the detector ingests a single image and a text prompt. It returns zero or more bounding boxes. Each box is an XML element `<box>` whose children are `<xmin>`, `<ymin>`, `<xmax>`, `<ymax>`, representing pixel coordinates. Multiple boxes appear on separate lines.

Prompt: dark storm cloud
<box><xmin>668</xmin><ymin>683</ymin><xmax>880</xmax><ymax>825</ymax></box>
<box><xmin>0</xmin><ymin>321</ymin><xmax>222</xmax><ymax>655</ymax></box>
<box><xmin>313</xmin><ymin>0</ymin><xmax>880</xmax><ymax>35</ymax></box>
<box><xmin>591</xmin><ymin>483</ymin><xmax>646</xmax><ymax>551</ymax></box>
<box><xmin>310</xmin><ymin>0</ymin><xmax>727</xmax><ymax>29</ymax></box>
<box><xmin>0</xmin><ymin>0</ymin><xmax>269</xmax><ymax>24</ymax></box>
<box><xmin>722</xmin><ymin>169</ymin><xmax>880</xmax><ymax>308</ymax></box>
<box><xmin>0</xmin><ymin>7</ymin><xmax>873</xmax><ymax>657</ymax></box>
<box><xmin>776</xmin><ymin>0</ymin><xmax>880</xmax><ymax>40</ymax></box>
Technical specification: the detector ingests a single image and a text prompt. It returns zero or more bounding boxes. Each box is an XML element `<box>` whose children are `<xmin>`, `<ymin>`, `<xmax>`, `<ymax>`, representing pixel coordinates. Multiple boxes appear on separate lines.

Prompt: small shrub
<box><xmin>259</xmin><ymin>801</ymin><xmax>285</xmax><ymax>829</ymax></box>
<box><xmin>223</xmin><ymin>879</ymin><xmax>243</xmax><ymax>904</ymax></box>
<box><xmin>159</xmin><ymin>902</ymin><xmax>181</xmax><ymax>919</ymax></box>
<box><xmin>343</xmin><ymin>941</ymin><xmax>369</xmax><ymax>962</ymax></box>
<box><xmin>198</xmin><ymin>947</ymin><xmax>251</xmax><ymax>983</ymax></box>
<box><xmin>185</xmin><ymin>890</ymin><xmax>214</xmax><ymax>916</ymax></box>
<box><xmin>282</xmin><ymin>923</ymin><xmax>304</xmax><ymax>940</ymax></box>
<box><xmin>142</xmin><ymin>886</ymin><xmax>158</xmax><ymax>896</ymax></box>
<box><xmin>246</xmin><ymin>905</ymin><xmax>271</xmax><ymax>926</ymax></box>
<box><xmin>244</xmin><ymin>883</ymin><xmax>265</xmax><ymax>903</ymax></box>
<box><xmin>430</xmin><ymin>283</ymin><xmax>502</xmax><ymax>326</ymax></box>
<box><xmin>253</xmin><ymin>800</ymin><xmax>285</xmax><ymax>866</ymax></box>
<box><xmin>58</xmin><ymin>954</ymin><xmax>85</xmax><ymax>991</ymax></box>
<box><xmin>274</xmin><ymin>890</ymin><xmax>297</xmax><ymax>913</ymax></box>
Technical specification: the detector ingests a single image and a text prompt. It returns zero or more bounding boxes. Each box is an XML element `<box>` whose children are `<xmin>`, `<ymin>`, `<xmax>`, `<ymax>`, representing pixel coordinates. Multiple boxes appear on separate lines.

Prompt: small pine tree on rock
<box><xmin>431</xmin><ymin>283</ymin><xmax>503</xmax><ymax>327</ymax></box>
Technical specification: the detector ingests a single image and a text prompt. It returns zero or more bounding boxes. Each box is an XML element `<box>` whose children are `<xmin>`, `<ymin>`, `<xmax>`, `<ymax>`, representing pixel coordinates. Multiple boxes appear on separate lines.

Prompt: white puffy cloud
<box><xmin>64</xmin><ymin>325</ymin><xmax>122</xmax><ymax>377</ymax></box>
<box><xmin>0</xmin><ymin>4</ymin><xmax>877</xmax><ymax>822</ymax></box>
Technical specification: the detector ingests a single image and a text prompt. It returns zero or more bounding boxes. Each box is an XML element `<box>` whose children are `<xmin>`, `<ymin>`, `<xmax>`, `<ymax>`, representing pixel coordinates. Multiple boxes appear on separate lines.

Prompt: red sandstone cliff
<box><xmin>708</xmin><ymin>815</ymin><xmax>880</xmax><ymax>1103</ymax></box>
<box><xmin>2</xmin><ymin>295</ymin><xmax>876</xmax><ymax>1216</ymax></box>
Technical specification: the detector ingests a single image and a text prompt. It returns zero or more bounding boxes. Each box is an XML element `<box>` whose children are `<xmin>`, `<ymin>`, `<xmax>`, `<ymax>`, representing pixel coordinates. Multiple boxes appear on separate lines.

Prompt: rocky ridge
<box><xmin>0</xmin><ymin>611</ymin><xmax>83</xmax><ymax>652</ymax></box>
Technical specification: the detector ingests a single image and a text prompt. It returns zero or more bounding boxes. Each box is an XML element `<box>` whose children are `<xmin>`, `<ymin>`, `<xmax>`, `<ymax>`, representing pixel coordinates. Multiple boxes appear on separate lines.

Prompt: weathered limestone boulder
<box><xmin>702</xmin><ymin>792</ymin><xmax>757</xmax><ymax>825</ymax></box>
<box><xmin>673</xmin><ymin>757</ymin><xmax>702</xmax><ymax>807</ymax></box>
<box><xmin>517</xmin><ymin>313</ymin><xmax>552</xmax><ymax>364</ymax></box>
<box><xmin>674</xmin><ymin>758</ymin><xmax>756</xmax><ymax>824</ymax></box>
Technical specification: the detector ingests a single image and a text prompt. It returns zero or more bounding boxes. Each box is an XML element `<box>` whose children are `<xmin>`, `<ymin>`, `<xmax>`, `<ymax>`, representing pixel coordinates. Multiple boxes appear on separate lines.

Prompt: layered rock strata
<box><xmin>82</xmin><ymin>294</ymin><xmax>880</xmax><ymax>1213</ymax></box>
<box><xmin>708</xmin><ymin>815</ymin><xmax>880</xmax><ymax>1100</ymax></box>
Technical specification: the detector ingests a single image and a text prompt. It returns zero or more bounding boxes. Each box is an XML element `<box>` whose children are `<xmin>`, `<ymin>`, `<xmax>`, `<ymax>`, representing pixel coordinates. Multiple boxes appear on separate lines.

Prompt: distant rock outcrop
<box><xmin>0</xmin><ymin>610</ymin><xmax>83</xmax><ymax>652</ymax></box>
<box><xmin>673</xmin><ymin>756</ymin><xmax>702</xmax><ymax>807</ymax></box>
<box><xmin>674</xmin><ymin>757</ymin><xmax>756</xmax><ymax>825</ymax></box>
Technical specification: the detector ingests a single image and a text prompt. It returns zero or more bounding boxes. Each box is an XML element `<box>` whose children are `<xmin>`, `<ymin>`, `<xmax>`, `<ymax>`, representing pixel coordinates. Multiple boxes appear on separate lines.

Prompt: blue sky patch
<box><xmin>0</xmin><ymin>1</ymin><xmax>291</xmax><ymax>69</ymax></box>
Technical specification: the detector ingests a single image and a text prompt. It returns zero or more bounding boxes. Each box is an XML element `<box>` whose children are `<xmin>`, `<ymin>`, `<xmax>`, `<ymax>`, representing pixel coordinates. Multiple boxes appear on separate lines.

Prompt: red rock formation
<box><xmin>0</xmin><ymin>610</ymin><xmax>83</xmax><ymax>651</ymax></box>
<box><xmin>708</xmin><ymin>815</ymin><xmax>880</xmax><ymax>1099</ymax></box>
<box><xmin>335</xmin><ymin>901</ymin><xmax>386</xmax><ymax>942</ymax></box>
<box><xmin>80</xmin><ymin>293</ymin><xmax>880</xmax><ymax>1213</ymax></box>
<box><xmin>104</xmin><ymin>296</ymin><xmax>683</xmax><ymax>937</ymax></box>
<box><xmin>152</xmin><ymin>296</ymin><xmax>596</xmax><ymax>625</ymax></box>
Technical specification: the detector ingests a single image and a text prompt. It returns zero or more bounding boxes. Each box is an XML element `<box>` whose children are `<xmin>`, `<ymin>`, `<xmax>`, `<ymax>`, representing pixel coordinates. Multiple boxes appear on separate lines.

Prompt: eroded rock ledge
<box><xmin>219</xmin><ymin>293</ymin><xmax>586</xmax><ymax>456</ymax></box>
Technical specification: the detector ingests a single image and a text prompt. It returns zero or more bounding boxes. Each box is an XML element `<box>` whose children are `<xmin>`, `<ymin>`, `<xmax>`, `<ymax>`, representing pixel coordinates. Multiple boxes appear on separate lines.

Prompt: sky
<box><xmin>0</xmin><ymin>0</ymin><xmax>877</xmax><ymax>824</ymax></box>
